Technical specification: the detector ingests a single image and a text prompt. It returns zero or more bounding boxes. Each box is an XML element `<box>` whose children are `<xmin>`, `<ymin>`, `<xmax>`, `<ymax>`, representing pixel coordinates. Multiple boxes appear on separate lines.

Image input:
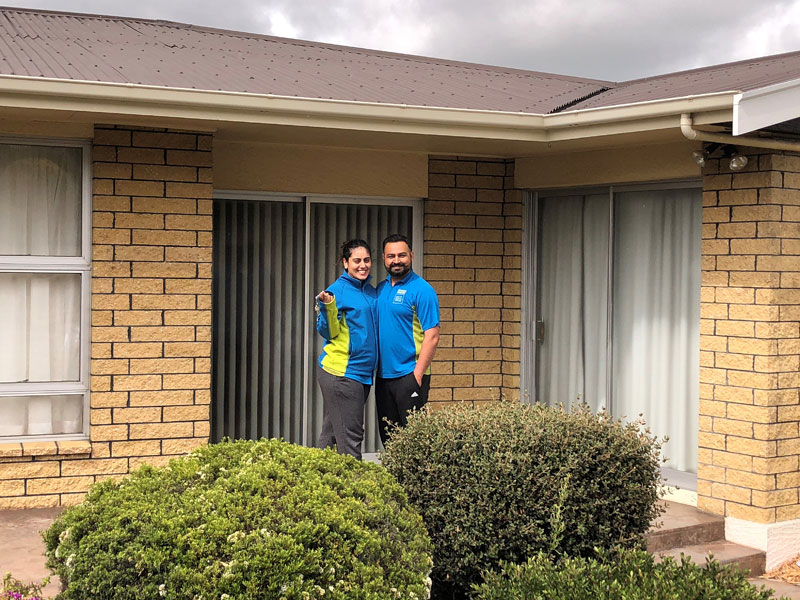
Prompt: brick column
<box><xmin>698</xmin><ymin>149</ymin><xmax>800</xmax><ymax>535</ymax></box>
<box><xmin>424</xmin><ymin>156</ymin><xmax>521</xmax><ymax>405</ymax></box>
<box><xmin>90</xmin><ymin>126</ymin><xmax>212</xmax><ymax>477</ymax></box>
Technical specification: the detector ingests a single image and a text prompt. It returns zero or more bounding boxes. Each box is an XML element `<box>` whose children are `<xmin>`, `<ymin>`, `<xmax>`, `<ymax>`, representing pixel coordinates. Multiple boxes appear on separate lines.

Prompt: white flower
<box><xmin>59</xmin><ymin>527</ymin><xmax>71</xmax><ymax>543</ymax></box>
<box><xmin>159</xmin><ymin>583</ymin><xmax>166</xmax><ymax>597</ymax></box>
<box><xmin>66</xmin><ymin>553</ymin><xmax>75</xmax><ymax>568</ymax></box>
<box><xmin>226</xmin><ymin>531</ymin><xmax>244</xmax><ymax>544</ymax></box>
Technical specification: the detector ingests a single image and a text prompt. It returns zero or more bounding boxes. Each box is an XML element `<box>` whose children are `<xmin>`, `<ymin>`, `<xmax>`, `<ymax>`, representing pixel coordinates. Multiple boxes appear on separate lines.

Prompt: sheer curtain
<box><xmin>612</xmin><ymin>189</ymin><xmax>701</xmax><ymax>472</ymax></box>
<box><xmin>0</xmin><ymin>145</ymin><xmax>83</xmax><ymax>437</ymax></box>
<box><xmin>536</xmin><ymin>187</ymin><xmax>701</xmax><ymax>473</ymax></box>
<box><xmin>538</xmin><ymin>194</ymin><xmax>609</xmax><ymax>411</ymax></box>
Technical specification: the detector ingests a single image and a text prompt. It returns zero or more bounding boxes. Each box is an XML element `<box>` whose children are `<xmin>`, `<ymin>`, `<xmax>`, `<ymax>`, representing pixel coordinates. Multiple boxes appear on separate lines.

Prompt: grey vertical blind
<box><xmin>212</xmin><ymin>198</ymin><xmax>413</xmax><ymax>453</ymax></box>
<box><xmin>307</xmin><ymin>203</ymin><xmax>412</xmax><ymax>453</ymax></box>
<box><xmin>212</xmin><ymin>199</ymin><xmax>306</xmax><ymax>443</ymax></box>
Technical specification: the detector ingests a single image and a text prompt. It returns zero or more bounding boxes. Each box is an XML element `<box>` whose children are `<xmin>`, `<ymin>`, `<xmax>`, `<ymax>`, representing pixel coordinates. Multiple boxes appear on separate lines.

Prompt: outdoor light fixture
<box><xmin>692</xmin><ymin>142</ymin><xmax>748</xmax><ymax>171</ymax></box>
<box><xmin>729</xmin><ymin>152</ymin><xmax>749</xmax><ymax>171</ymax></box>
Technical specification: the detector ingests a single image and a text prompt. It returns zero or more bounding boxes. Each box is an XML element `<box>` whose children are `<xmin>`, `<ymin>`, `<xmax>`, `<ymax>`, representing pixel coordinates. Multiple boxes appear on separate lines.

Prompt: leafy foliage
<box><xmin>382</xmin><ymin>402</ymin><xmax>663</xmax><ymax>599</ymax></box>
<box><xmin>473</xmin><ymin>549</ymin><xmax>786</xmax><ymax>600</ymax></box>
<box><xmin>44</xmin><ymin>439</ymin><xmax>432</xmax><ymax>600</ymax></box>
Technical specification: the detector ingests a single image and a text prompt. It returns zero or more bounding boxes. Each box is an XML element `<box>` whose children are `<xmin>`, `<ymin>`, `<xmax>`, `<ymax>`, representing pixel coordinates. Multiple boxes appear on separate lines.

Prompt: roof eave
<box><xmin>0</xmin><ymin>74</ymin><xmax>736</xmax><ymax>144</ymax></box>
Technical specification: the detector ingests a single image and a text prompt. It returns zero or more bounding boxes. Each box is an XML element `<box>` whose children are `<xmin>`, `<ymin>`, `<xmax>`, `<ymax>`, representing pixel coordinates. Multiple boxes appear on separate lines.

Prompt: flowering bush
<box><xmin>382</xmin><ymin>402</ymin><xmax>663</xmax><ymax>599</ymax></box>
<box><xmin>44</xmin><ymin>439</ymin><xmax>432</xmax><ymax>600</ymax></box>
<box><xmin>1</xmin><ymin>573</ymin><xmax>49</xmax><ymax>600</ymax></box>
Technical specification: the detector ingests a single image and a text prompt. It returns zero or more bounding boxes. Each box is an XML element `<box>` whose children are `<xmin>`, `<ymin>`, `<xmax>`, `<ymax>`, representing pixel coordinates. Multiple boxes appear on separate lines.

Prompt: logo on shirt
<box><xmin>393</xmin><ymin>289</ymin><xmax>407</xmax><ymax>304</ymax></box>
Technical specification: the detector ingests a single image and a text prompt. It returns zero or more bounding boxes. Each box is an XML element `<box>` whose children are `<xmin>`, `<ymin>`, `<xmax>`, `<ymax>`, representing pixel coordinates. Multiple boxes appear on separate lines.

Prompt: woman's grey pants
<box><xmin>316</xmin><ymin>365</ymin><xmax>370</xmax><ymax>460</ymax></box>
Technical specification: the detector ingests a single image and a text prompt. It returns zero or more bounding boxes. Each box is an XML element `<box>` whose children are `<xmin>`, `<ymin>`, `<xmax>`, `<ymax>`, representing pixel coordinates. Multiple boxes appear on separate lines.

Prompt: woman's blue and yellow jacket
<box><xmin>316</xmin><ymin>271</ymin><xmax>378</xmax><ymax>385</ymax></box>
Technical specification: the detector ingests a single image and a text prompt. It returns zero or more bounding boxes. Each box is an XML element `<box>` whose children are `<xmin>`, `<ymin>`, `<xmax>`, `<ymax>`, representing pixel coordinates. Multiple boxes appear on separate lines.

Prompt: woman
<box><xmin>315</xmin><ymin>239</ymin><xmax>378</xmax><ymax>460</ymax></box>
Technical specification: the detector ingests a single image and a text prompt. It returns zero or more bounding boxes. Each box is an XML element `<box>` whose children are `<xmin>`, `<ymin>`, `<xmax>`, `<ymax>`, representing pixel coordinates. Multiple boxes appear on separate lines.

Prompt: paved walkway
<box><xmin>0</xmin><ymin>507</ymin><xmax>62</xmax><ymax>597</ymax></box>
<box><xmin>2</xmin><ymin>507</ymin><xmax>800</xmax><ymax>598</ymax></box>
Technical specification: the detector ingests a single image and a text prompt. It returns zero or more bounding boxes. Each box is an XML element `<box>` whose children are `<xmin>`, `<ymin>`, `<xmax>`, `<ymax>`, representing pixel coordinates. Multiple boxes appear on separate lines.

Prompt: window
<box><xmin>0</xmin><ymin>140</ymin><xmax>91</xmax><ymax>439</ymax></box>
<box><xmin>527</xmin><ymin>183</ymin><xmax>701</xmax><ymax>472</ymax></box>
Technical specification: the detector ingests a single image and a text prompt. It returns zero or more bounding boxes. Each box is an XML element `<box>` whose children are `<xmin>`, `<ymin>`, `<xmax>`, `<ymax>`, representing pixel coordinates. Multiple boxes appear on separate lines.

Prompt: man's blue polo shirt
<box><xmin>377</xmin><ymin>270</ymin><xmax>440</xmax><ymax>379</ymax></box>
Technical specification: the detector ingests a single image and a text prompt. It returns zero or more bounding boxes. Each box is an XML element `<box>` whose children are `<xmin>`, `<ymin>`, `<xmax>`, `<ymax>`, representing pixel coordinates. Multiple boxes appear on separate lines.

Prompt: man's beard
<box><xmin>389</xmin><ymin>262</ymin><xmax>411</xmax><ymax>278</ymax></box>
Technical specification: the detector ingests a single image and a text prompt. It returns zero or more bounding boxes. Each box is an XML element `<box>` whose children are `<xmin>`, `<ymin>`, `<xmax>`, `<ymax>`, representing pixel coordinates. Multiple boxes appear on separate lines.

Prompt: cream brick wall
<box><xmin>425</xmin><ymin>156</ymin><xmax>522</xmax><ymax>405</ymax></box>
<box><xmin>698</xmin><ymin>150</ymin><xmax>800</xmax><ymax>523</ymax></box>
<box><xmin>0</xmin><ymin>126</ymin><xmax>213</xmax><ymax>509</ymax></box>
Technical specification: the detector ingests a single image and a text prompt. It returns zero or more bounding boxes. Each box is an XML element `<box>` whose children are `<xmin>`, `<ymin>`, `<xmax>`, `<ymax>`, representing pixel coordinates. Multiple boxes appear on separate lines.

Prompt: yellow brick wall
<box><xmin>698</xmin><ymin>150</ymin><xmax>800</xmax><ymax>523</ymax></box>
<box><xmin>0</xmin><ymin>126</ymin><xmax>213</xmax><ymax>509</ymax></box>
<box><xmin>425</xmin><ymin>156</ymin><xmax>522</xmax><ymax>405</ymax></box>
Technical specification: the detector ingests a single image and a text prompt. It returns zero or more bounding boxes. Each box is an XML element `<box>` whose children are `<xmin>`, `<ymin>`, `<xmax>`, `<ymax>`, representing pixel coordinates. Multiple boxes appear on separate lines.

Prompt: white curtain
<box><xmin>537</xmin><ymin>187</ymin><xmax>701</xmax><ymax>473</ymax></box>
<box><xmin>538</xmin><ymin>194</ymin><xmax>609</xmax><ymax>411</ymax></box>
<box><xmin>0</xmin><ymin>145</ymin><xmax>83</xmax><ymax>437</ymax></box>
<box><xmin>0</xmin><ymin>144</ymin><xmax>81</xmax><ymax>256</ymax></box>
<box><xmin>612</xmin><ymin>189</ymin><xmax>701</xmax><ymax>472</ymax></box>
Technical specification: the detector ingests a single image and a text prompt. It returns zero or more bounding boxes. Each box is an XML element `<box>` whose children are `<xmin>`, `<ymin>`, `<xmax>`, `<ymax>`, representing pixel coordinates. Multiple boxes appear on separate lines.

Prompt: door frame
<box><xmin>212</xmin><ymin>189</ymin><xmax>423</xmax><ymax>449</ymax></box>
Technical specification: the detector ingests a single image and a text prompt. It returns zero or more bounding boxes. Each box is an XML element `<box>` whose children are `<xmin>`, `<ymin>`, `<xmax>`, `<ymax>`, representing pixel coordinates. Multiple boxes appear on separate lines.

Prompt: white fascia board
<box><xmin>0</xmin><ymin>73</ymin><xmax>734</xmax><ymax>143</ymax></box>
<box><xmin>734</xmin><ymin>78</ymin><xmax>800</xmax><ymax>135</ymax></box>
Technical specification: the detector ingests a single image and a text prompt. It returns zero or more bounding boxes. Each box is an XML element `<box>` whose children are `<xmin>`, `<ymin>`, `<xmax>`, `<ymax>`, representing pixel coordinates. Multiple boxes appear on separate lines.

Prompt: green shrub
<box><xmin>381</xmin><ymin>402</ymin><xmax>663</xmax><ymax>599</ymax></box>
<box><xmin>44</xmin><ymin>439</ymin><xmax>432</xmax><ymax>600</ymax></box>
<box><xmin>473</xmin><ymin>549</ymin><xmax>786</xmax><ymax>600</ymax></box>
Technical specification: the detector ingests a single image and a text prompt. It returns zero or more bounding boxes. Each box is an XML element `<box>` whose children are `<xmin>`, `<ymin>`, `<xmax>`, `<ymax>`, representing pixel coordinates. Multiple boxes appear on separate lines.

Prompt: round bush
<box><xmin>44</xmin><ymin>439</ymin><xmax>432</xmax><ymax>600</ymax></box>
<box><xmin>382</xmin><ymin>402</ymin><xmax>663</xmax><ymax>599</ymax></box>
<box><xmin>474</xmin><ymin>549</ymin><xmax>783</xmax><ymax>600</ymax></box>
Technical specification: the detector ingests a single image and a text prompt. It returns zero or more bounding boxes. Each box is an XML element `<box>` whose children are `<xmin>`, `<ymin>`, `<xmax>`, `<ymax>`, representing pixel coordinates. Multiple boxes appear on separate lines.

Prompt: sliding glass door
<box><xmin>534</xmin><ymin>185</ymin><xmax>701</xmax><ymax>472</ymax></box>
<box><xmin>212</xmin><ymin>194</ymin><xmax>417</xmax><ymax>455</ymax></box>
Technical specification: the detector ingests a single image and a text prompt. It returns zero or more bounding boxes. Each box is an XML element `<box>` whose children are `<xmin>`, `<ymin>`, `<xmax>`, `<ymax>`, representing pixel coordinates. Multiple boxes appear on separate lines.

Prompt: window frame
<box><xmin>0</xmin><ymin>137</ymin><xmax>92</xmax><ymax>441</ymax></box>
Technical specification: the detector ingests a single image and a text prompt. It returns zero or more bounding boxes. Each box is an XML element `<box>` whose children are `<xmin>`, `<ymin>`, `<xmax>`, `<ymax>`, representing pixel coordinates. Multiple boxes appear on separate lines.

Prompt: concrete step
<box><xmin>655</xmin><ymin>539</ymin><xmax>766</xmax><ymax>577</ymax></box>
<box><xmin>647</xmin><ymin>500</ymin><xmax>725</xmax><ymax>553</ymax></box>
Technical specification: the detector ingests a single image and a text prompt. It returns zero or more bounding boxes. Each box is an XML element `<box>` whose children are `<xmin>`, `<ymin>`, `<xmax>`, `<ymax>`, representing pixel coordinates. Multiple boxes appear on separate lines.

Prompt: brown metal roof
<box><xmin>2</xmin><ymin>7</ymin><xmax>800</xmax><ymax>116</ymax></box>
<box><xmin>569</xmin><ymin>51</ymin><xmax>800</xmax><ymax>111</ymax></box>
<box><xmin>0</xmin><ymin>7</ymin><xmax>612</xmax><ymax>114</ymax></box>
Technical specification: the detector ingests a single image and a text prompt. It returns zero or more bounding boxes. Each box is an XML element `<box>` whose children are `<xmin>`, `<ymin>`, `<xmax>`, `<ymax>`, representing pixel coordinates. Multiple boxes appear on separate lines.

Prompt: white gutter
<box><xmin>0</xmin><ymin>74</ymin><xmax>737</xmax><ymax>143</ymax></box>
<box><xmin>681</xmin><ymin>113</ymin><xmax>800</xmax><ymax>152</ymax></box>
<box><xmin>733</xmin><ymin>78</ymin><xmax>800</xmax><ymax>135</ymax></box>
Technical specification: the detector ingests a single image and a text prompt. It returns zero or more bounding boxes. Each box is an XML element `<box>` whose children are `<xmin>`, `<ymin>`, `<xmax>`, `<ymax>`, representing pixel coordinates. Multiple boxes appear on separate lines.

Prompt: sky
<box><xmin>2</xmin><ymin>0</ymin><xmax>800</xmax><ymax>81</ymax></box>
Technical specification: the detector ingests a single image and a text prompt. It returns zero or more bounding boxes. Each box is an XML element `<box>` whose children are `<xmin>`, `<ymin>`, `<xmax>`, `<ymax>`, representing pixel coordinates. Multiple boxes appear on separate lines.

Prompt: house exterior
<box><xmin>2</xmin><ymin>6</ymin><xmax>800</xmax><ymax>569</ymax></box>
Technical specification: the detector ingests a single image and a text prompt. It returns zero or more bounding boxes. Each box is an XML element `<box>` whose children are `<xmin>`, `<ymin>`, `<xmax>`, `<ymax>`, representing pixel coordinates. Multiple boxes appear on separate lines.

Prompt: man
<box><xmin>376</xmin><ymin>233</ymin><xmax>440</xmax><ymax>445</ymax></box>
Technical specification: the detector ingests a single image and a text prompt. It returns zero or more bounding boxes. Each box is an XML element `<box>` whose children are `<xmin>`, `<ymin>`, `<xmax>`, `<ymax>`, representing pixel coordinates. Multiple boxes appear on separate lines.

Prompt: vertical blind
<box><xmin>307</xmin><ymin>203</ymin><xmax>413</xmax><ymax>453</ymax></box>
<box><xmin>536</xmin><ymin>187</ymin><xmax>701</xmax><ymax>472</ymax></box>
<box><xmin>212</xmin><ymin>199</ymin><xmax>306</xmax><ymax>443</ymax></box>
<box><xmin>212</xmin><ymin>198</ymin><xmax>413</xmax><ymax>454</ymax></box>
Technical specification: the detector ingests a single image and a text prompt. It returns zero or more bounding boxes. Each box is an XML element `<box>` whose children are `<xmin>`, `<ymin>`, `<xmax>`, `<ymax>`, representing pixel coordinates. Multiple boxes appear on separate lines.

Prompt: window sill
<box><xmin>0</xmin><ymin>440</ymin><xmax>92</xmax><ymax>458</ymax></box>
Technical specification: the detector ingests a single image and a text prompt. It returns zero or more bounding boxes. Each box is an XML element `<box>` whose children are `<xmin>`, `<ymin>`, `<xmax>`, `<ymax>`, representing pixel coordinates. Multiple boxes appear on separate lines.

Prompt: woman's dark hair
<box><xmin>339</xmin><ymin>238</ymin><xmax>372</xmax><ymax>264</ymax></box>
<box><xmin>382</xmin><ymin>233</ymin><xmax>412</xmax><ymax>250</ymax></box>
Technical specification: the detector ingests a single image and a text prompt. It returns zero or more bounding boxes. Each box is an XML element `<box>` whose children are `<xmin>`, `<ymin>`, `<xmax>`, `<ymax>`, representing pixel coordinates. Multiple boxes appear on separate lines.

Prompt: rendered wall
<box><xmin>214</xmin><ymin>140</ymin><xmax>428</xmax><ymax>198</ymax></box>
<box><xmin>515</xmin><ymin>141</ymin><xmax>699</xmax><ymax>189</ymax></box>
